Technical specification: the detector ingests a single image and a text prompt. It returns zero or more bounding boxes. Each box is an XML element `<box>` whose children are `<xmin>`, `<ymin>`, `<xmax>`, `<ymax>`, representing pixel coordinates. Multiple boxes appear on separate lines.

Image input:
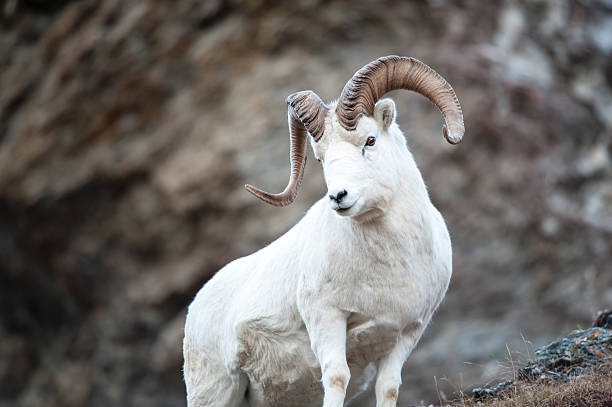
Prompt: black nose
<box><xmin>329</xmin><ymin>189</ymin><xmax>347</xmax><ymax>204</ymax></box>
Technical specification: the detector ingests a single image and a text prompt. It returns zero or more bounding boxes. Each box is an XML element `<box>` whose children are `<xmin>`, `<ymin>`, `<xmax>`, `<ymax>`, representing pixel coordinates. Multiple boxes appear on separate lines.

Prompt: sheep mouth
<box><xmin>334</xmin><ymin>204</ymin><xmax>355</xmax><ymax>215</ymax></box>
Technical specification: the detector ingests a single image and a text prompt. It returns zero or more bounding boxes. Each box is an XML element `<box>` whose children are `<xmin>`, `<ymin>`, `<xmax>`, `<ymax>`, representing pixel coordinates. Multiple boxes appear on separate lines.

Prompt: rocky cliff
<box><xmin>1</xmin><ymin>1</ymin><xmax>611</xmax><ymax>406</ymax></box>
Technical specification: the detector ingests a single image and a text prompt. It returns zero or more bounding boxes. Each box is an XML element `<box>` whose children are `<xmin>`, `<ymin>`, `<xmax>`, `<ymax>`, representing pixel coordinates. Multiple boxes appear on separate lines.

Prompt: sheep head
<box><xmin>245</xmin><ymin>55</ymin><xmax>465</xmax><ymax>213</ymax></box>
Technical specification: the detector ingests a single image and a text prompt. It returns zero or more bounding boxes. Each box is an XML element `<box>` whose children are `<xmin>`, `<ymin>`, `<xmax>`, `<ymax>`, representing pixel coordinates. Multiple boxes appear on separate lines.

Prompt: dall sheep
<box><xmin>183</xmin><ymin>55</ymin><xmax>465</xmax><ymax>407</ymax></box>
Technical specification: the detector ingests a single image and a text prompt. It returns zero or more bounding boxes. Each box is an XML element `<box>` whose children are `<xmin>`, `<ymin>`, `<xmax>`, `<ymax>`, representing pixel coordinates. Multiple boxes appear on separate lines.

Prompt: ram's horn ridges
<box><xmin>245</xmin><ymin>91</ymin><xmax>328</xmax><ymax>206</ymax></box>
<box><xmin>336</xmin><ymin>55</ymin><xmax>464</xmax><ymax>144</ymax></box>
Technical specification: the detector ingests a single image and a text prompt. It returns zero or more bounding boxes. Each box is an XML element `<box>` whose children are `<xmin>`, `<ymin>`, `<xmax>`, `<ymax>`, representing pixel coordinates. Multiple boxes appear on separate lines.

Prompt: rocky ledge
<box><xmin>471</xmin><ymin>309</ymin><xmax>612</xmax><ymax>401</ymax></box>
<box><xmin>412</xmin><ymin>310</ymin><xmax>612</xmax><ymax>407</ymax></box>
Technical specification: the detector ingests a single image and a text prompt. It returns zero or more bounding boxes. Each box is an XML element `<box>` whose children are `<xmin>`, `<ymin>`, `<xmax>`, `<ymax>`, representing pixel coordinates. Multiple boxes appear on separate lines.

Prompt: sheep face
<box><xmin>245</xmin><ymin>56</ymin><xmax>463</xmax><ymax>209</ymax></box>
<box><xmin>312</xmin><ymin>99</ymin><xmax>403</xmax><ymax>221</ymax></box>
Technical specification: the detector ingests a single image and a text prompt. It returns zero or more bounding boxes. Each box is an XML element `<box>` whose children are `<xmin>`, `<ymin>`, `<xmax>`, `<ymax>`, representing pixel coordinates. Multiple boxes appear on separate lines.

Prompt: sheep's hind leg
<box><xmin>184</xmin><ymin>338</ymin><xmax>248</xmax><ymax>407</ymax></box>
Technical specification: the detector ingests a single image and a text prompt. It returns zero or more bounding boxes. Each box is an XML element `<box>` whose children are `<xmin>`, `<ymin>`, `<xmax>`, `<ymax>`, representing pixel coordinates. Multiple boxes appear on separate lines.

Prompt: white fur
<box><xmin>183</xmin><ymin>99</ymin><xmax>452</xmax><ymax>407</ymax></box>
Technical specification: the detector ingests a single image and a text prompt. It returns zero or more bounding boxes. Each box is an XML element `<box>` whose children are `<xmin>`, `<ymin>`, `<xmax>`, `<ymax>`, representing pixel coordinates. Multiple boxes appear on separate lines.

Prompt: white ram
<box><xmin>183</xmin><ymin>55</ymin><xmax>465</xmax><ymax>407</ymax></box>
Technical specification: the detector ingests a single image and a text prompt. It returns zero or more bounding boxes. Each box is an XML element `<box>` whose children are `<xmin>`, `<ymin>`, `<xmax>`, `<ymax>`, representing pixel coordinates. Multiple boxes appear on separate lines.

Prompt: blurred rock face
<box><xmin>0</xmin><ymin>0</ymin><xmax>610</xmax><ymax>406</ymax></box>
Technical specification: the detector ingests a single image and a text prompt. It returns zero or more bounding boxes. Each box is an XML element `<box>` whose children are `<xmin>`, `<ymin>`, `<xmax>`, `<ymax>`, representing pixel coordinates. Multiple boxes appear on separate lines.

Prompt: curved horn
<box><xmin>245</xmin><ymin>91</ymin><xmax>328</xmax><ymax>206</ymax></box>
<box><xmin>336</xmin><ymin>55</ymin><xmax>464</xmax><ymax>144</ymax></box>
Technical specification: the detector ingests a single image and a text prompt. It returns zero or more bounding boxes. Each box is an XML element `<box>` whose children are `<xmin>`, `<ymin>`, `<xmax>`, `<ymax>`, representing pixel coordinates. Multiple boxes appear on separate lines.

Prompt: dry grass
<box><xmin>448</xmin><ymin>360</ymin><xmax>612</xmax><ymax>407</ymax></box>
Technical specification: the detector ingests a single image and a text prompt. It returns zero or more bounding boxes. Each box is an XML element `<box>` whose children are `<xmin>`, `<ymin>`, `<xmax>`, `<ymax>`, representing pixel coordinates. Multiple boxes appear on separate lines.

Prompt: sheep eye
<box><xmin>365</xmin><ymin>136</ymin><xmax>376</xmax><ymax>147</ymax></box>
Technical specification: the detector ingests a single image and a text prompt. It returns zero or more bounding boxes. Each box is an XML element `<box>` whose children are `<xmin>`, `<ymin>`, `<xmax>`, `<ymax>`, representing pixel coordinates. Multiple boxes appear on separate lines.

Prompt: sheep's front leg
<box><xmin>303</xmin><ymin>308</ymin><xmax>350</xmax><ymax>407</ymax></box>
<box><xmin>375</xmin><ymin>328</ymin><xmax>425</xmax><ymax>407</ymax></box>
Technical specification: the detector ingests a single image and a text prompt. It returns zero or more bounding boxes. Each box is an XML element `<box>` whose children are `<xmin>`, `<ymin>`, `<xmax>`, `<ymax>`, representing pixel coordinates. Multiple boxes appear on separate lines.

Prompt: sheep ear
<box><xmin>373</xmin><ymin>98</ymin><xmax>396</xmax><ymax>130</ymax></box>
